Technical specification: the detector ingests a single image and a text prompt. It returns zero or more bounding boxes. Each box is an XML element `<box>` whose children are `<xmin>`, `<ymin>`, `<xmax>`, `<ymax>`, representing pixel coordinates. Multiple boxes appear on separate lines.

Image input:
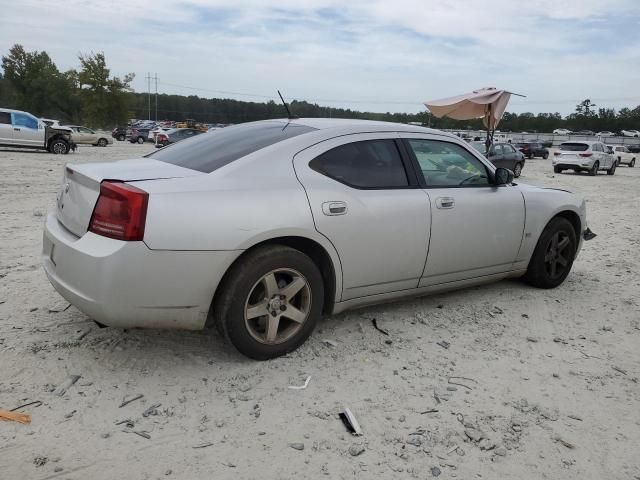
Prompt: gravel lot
<box><xmin>1</xmin><ymin>141</ymin><xmax>639</xmax><ymax>479</ymax></box>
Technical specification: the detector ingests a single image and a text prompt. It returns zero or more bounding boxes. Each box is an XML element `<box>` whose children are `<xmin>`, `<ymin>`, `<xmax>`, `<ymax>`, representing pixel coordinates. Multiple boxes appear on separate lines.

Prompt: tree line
<box><xmin>1</xmin><ymin>44</ymin><xmax>640</xmax><ymax>132</ymax></box>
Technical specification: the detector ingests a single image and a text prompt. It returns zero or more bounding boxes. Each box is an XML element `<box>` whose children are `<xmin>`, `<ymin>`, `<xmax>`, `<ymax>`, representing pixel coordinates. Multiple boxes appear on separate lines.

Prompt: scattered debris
<box><xmin>521</xmin><ymin>314</ymin><xmax>529</xmax><ymax>318</ymax></box>
<box><xmin>494</xmin><ymin>446</ymin><xmax>507</xmax><ymax>456</ymax></box>
<box><xmin>406</xmin><ymin>436</ymin><xmax>423</xmax><ymax>447</ymax></box>
<box><xmin>64</xmin><ymin>410</ymin><xmax>76</xmax><ymax>419</ymax></box>
<box><xmin>431</xmin><ymin>466</ymin><xmax>441</xmax><ymax>477</ymax></box>
<box><xmin>48</xmin><ymin>302</ymin><xmax>71</xmax><ymax>313</ymax></box>
<box><xmin>221</xmin><ymin>462</ymin><xmax>236</xmax><ymax>468</ymax></box>
<box><xmin>288</xmin><ymin>376</ymin><xmax>311</xmax><ymax>390</ymax></box>
<box><xmin>192</xmin><ymin>442</ymin><xmax>214</xmax><ymax>449</ymax></box>
<box><xmin>76</xmin><ymin>327</ymin><xmax>91</xmax><ymax>341</ymax></box>
<box><xmin>448</xmin><ymin>376</ymin><xmax>477</xmax><ymax>391</ymax></box>
<box><xmin>371</xmin><ymin>318</ymin><xmax>389</xmax><ymax>335</ymax></box>
<box><xmin>119</xmin><ymin>394</ymin><xmax>144</xmax><ymax>408</ymax></box>
<box><xmin>289</xmin><ymin>442</ymin><xmax>305</xmax><ymax>451</ymax></box>
<box><xmin>552</xmin><ymin>434</ymin><xmax>575</xmax><ymax>449</ymax></box>
<box><xmin>322</xmin><ymin>339</ymin><xmax>338</xmax><ymax>347</ymax></box>
<box><xmin>10</xmin><ymin>400</ymin><xmax>42</xmax><ymax>411</ymax></box>
<box><xmin>53</xmin><ymin>375</ymin><xmax>81</xmax><ymax>396</ymax></box>
<box><xmin>0</xmin><ymin>409</ymin><xmax>31</xmax><ymax>424</ymax></box>
<box><xmin>115</xmin><ymin>419</ymin><xmax>134</xmax><ymax>428</ymax></box>
<box><xmin>464</xmin><ymin>428</ymin><xmax>484</xmax><ymax>442</ymax></box>
<box><xmin>339</xmin><ymin>407</ymin><xmax>363</xmax><ymax>436</ymax></box>
<box><xmin>553</xmin><ymin>337</ymin><xmax>568</xmax><ymax>344</ymax></box>
<box><xmin>348</xmin><ymin>444</ymin><xmax>365</xmax><ymax>456</ymax></box>
<box><xmin>436</xmin><ymin>340</ymin><xmax>450</xmax><ymax>349</ymax></box>
<box><xmin>142</xmin><ymin>403</ymin><xmax>162</xmax><ymax>417</ymax></box>
<box><xmin>612</xmin><ymin>366</ymin><xmax>628</xmax><ymax>375</ymax></box>
<box><xmin>447</xmin><ymin>445</ymin><xmax>461</xmax><ymax>455</ymax></box>
<box><xmin>579</xmin><ymin>350</ymin><xmax>603</xmax><ymax>360</ymax></box>
<box><xmin>420</xmin><ymin>409</ymin><xmax>439</xmax><ymax>414</ymax></box>
<box><xmin>567</xmin><ymin>415</ymin><xmax>583</xmax><ymax>421</ymax></box>
<box><xmin>33</xmin><ymin>456</ymin><xmax>48</xmax><ymax>467</ymax></box>
<box><xmin>526</xmin><ymin>336</ymin><xmax>538</xmax><ymax>343</ymax></box>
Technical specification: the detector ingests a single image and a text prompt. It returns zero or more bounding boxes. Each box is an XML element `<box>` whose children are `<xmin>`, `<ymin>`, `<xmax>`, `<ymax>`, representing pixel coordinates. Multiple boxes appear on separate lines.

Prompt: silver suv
<box><xmin>552</xmin><ymin>141</ymin><xmax>617</xmax><ymax>176</ymax></box>
<box><xmin>0</xmin><ymin>108</ymin><xmax>74</xmax><ymax>154</ymax></box>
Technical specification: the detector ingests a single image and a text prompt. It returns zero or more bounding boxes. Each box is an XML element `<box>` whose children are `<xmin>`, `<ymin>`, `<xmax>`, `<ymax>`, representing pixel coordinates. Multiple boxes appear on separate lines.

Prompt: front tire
<box><xmin>607</xmin><ymin>162</ymin><xmax>616</xmax><ymax>175</ymax></box>
<box><xmin>589</xmin><ymin>161</ymin><xmax>599</xmax><ymax>176</ymax></box>
<box><xmin>136</xmin><ymin>136</ymin><xmax>144</xmax><ymax>144</ymax></box>
<box><xmin>630</xmin><ymin>159</ymin><xmax>635</xmax><ymax>168</ymax></box>
<box><xmin>524</xmin><ymin>217</ymin><xmax>577</xmax><ymax>289</ymax></box>
<box><xmin>513</xmin><ymin>162</ymin><xmax>523</xmax><ymax>178</ymax></box>
<box><xmin>117</xmin><ymin>134</ymin><xmax>125</xmax><ymax>141</ymax></box>
<box><xmin>542</xmin><ymin>152</ymin><xmax>549</xmax><ymax>159</ymax></box>
<box><xmin>213</xmin><ymin>245</ymin><xmax>324</xmax><ymax>360</ymax></box>
<box><xmin>553</xmin><ymin>166</ymin><xmax>563</xmax><ymax>174</ymax></box>
<box><xmin>97</xmin><ymin>138</ymin><xmax>108</xmax><ymax>147</ymax></box>
<box><xmin>48</xmin><ymin>139</ymin><xmax>69</xmax><ymax>155</ymax></box>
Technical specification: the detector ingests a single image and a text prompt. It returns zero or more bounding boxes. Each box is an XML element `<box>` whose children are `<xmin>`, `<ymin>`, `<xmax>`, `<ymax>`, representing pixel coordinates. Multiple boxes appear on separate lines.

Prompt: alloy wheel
<box><xmin>244</xmin><ymin>268</ymin><xmax>312</xmax><ymax>345</ymax></box>
<box><xmin>544</xmin><ymin>231</ymin><xmax>571</xmax><ymax>279</ymax></box>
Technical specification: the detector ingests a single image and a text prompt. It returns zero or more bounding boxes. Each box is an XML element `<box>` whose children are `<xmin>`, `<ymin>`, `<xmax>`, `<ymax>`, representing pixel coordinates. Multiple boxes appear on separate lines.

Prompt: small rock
<box><xmin>526</xmin><ymin>336</ymin><xmax>538</xmax><ymax>343</ymax></box>
<box><xmin>238</xmin><ymin>383</ymin><xmax>251</xmax><ymax>392</ymax></box>
<box><xmin>348</xmin><ymin>444</ymin><xmax>365</xmax><ymax>456</ymax></box>
<box><xmin>101</xmin><ymin>433</ymin><xmax>110</xmax><ymax>439</ymax></box>
<box><xmin>30</xmin><ymin>307</ymin><xmax>38</xmax><ymax>312</ymax></box>
<box><xmin>431</xmin><ymin>466</ymin><xmax>441</xmax><ymax>477</ymax></box>
<box><xmin>399</xmin><ymin>415</ymin><xmax>406</xmax><ymax>423</ymax></box>
<box><xmin>289</xmin><ymin>442</ymin><xmax>305</xmax><ymax>451</ymax></box>
<box><xmin>495</xmin><ymin>447</ymin><xmax>507</xmax><ymax>456</ymax></box>
<box><xmin>406</xmin><ymin>436</ymin><xmax>423</xmax><ymax>447</ymax></box>
<box><xmin>54</xmin><ymin>467</ymin><xmax>63</xmax><ymax>473</ymax></box>
<box><xmin>464</xmin><ymin>428</ymin><xmax>484</xmax><ymax>442</ymax></box>
<box><xmin>215</xmin><ymin>419</ymin><xmax>225</xmax><ymax>428</ymax></box>
<box><xmin>446</xmin><ymin>386</ymin><xmax>457</xmax><ymax>391</ymax></box>
<box><xmin>512</xmin><ymin>424</ymin><xmax>522</xmax><ymax>433</ymax></box>
<box><xmin>601</xmin><ymin>325</ymin><xmax>613</xmax><ymax>332</ymax></box>
<box><xmin>385</xmin><ymin>339</ymin><xmax>393</xmax><ymax>345</ymax></box>
<box><xmin>552</xmin><ymin>373</ymin><xmax>559</xmax><ymax>378</ymax></box>
<box><xmin>165</xmin><ymin>469</ymin><xmax>172</xmax><ymax>476</ymax></box>
<box><xmin>33</xmin><ymin>456</ymin><xmax>48</xmax><ymax>467</ymax></box>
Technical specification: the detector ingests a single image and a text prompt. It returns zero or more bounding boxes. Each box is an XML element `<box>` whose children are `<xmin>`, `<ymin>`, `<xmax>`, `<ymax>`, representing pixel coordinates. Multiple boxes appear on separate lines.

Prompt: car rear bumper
<box><xmin>42</xmin><ymin>214</ymin><xmax>240</xmax><ymax>330</ymax></box>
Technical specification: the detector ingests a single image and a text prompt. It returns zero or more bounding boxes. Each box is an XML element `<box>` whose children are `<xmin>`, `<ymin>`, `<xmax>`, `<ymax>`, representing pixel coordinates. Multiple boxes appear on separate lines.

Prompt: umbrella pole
<box><xmin>485</xmin><ymin>104</ymin><xmax>492</xmax><ymax>151</ymax></box>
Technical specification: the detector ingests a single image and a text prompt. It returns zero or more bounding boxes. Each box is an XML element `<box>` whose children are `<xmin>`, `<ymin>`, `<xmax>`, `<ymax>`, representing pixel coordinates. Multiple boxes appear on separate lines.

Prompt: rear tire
<box><xmin>553</xmin><ymin>166</ymin><xmax>562</xmax><ymax>174</ymax></box>
<box><xmin>589</xmin><ymin>161</ymin><xmax>599</xmax><ymax>176</ymax></box>
<box><xmin>117</xmin><ymin>134</ymin><xmax>125</xmax><ymax>141</ymax></box>
<box><xmin>630</xmin><ymin>159</ymin><xmax>635</xmax><ymax>168</ymax></box>
<box><xmin>542</xmin><ymin>152</ymin><xmax>549</xmax><ymax>159</ymax></box>
<box><xmin>136</xmin><ymin>136</ymin><xmax>144</xmax><ymax>144</ymax></box>
<box><xmin>213</xmin><ymin>245</ymin><xmax>324</xmax><ymax>360</ymax></box>
<box><xmin>97</xmin><ymin>138</ymin><xmax>108</xmax><ymax>147</ymax></box>
<box><xmin>607</xmin><ymin>162</ymin><xmax>616</xmax><ymax>175</ymax></box>
<box><xmin>524</xmin><ymin>217</ymin><xmax>577</xmax><ymax>289</ymax></box>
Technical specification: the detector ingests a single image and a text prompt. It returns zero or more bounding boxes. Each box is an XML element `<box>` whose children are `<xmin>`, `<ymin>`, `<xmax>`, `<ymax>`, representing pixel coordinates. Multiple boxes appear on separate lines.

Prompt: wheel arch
<box><xmin>553</xmin><ymin>210</ymin><xmax>581</xmax><ymax>240</ymax></box>
<box><xmin>206</xmin><ymin>235</ymin><xmax>340</xmax><ymax>329</ymax></box>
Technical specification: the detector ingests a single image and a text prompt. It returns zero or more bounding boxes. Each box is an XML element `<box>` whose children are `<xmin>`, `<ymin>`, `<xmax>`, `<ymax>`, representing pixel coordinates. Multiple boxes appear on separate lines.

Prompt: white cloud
<box><xmin>1</xmin><ymin>0</ymin><xmax>639</xmax><ymax>115</ymax></box>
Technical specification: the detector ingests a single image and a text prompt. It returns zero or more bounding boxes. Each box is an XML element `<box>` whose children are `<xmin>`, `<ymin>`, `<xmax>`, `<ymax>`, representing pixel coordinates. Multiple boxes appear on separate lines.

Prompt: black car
<box><xmin>627</xmin><ymin>144</ymin><xmax>640</xmax><ymax>153</ymax></box>
<box><xmin>128</xmin><ymin>128</ymin><xmax>151</xmax><ymax>144</ymax></box>
<box><xmin>470</xmin><ymin>141</ymin><xmax>526</xmax><ymax>177</ymax></box>
<box><xmin>111</xmin><ymin>127</ymin><xmax>127</xmax><ymax>141</ymax></box>
<box><xmin>155</xmin><ymin>128</ymin><xmax>204</xmax><ymax>147</ymax></box>
<box><xmin>516</xmin><ymin>141</ymin><xmax>549</xmax><ymax>159</ymax></box>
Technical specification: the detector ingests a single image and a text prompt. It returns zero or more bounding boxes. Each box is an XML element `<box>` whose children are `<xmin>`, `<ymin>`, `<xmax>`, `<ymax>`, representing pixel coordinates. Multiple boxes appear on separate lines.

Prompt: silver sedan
<box><xmin>43</xmin><ymin>119</ymin><xmax>592</xmax><ymax>359</ymax></box>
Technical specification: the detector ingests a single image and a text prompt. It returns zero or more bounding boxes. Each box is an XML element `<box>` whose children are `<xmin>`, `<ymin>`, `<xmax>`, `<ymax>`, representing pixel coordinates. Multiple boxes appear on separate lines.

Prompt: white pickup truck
<box><xmin>0</xmin><ymin>108</ymin><xmax>75</xmax><ymax>154</ymax></box>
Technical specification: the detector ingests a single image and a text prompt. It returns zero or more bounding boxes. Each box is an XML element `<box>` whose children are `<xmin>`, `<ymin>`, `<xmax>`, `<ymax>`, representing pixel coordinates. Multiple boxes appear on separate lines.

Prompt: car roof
<box><xmin>560</xmin><ymin>140</ymin><xmax>598</xmax><ymax>146</ymax></box>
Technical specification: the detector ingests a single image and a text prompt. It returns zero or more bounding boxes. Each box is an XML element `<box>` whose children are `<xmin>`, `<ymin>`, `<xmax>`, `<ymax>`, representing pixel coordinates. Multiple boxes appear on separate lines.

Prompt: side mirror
<box><xmin>494</xmin><ymin>167</ymin><xmax>514</xmax><ymax>186</ymax></box>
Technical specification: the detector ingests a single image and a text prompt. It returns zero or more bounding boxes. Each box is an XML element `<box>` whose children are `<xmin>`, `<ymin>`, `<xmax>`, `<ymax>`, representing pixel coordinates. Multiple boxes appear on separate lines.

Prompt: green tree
<box><xmin>77</xmin><ymin>52</ymin><xmax>134</xmax><ymax>128</ymax></box>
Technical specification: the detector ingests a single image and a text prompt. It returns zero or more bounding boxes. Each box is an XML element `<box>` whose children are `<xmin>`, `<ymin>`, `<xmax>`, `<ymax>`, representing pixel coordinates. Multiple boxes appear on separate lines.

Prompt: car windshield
<box><xmin>559</xmin><ymin>143</ymin><xmax>589</xmax><ymax>152</ymax></box>
<box><xmin>148</xmin><ymin>121</ymin><xmax>317</xmax><ymax>173</ymax></box>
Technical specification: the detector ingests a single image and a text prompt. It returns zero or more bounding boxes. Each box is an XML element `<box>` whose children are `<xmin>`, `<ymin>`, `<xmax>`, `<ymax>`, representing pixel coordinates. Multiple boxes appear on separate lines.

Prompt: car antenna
<box><xmin>278</xmin><ymin>90</ymin><xmax>298</xmax><ymax>120</ymax></box>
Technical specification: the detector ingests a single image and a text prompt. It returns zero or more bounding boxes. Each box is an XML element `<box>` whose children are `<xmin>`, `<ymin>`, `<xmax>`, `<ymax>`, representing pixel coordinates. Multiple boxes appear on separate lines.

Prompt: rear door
<box><xmin>293</xmin><ymin>133</ymin><xmax>431</xmax><ymax>300</ymax></box>
<box><xmin>0</xmin><ymin>111</ymin><xmax>14</xmax><ymax>144</ymax></box>
<box><xmin>502</xmin><ymin>144</ymin><xmax>519</xmax><ymax>170</ymax></box>
<box><xmin>11</xmin><ymin>112</ymin><xmax>42</xmax><ymax>146</ymax></box>
<box><xmin>488</xmin><ymin>144</ymin><xmax>505</xmax><ymax>168</ymax></box>
<box><xmin>402</xmin><ymin>135</ymin><xmax>525</xmax><ymax>286</ymax></box>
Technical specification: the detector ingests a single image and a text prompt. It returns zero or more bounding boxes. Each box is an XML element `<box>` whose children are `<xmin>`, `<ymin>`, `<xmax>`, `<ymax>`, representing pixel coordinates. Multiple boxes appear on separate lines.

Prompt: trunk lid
<box><xmin>56</xmin><ymin>158</ymin><xmax>202</xmax><ymax>237</ymax></box>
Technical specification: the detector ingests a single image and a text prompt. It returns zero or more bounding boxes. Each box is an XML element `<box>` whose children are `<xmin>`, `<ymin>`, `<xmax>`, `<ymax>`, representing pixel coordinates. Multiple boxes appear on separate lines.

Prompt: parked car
<box><xmin>575</xmin><ymin>130</ymin><xmax>595</xmax><ymax>136</ymax></box>
<box><xmin>626</xmin><ymin>144</ymin><xmax>640</xmax><ymax>153</ymax></box>
<box><xmin>148</xmin><ymin>126</ymin><xmax>172</xmax><ymax>142</ymax></box>
<box><xmin>155</xmin><ymin>128</ymin><xmax>204</xmax><ymax>147</ymax></box>
<box><xmin>42</xmin><ymin>119</ymin><xmax>593</xmax><ymax>359</ymax></box>
<box><xmin>517</xmin><ymin>142</ymin><xmax>549</xmax><ymax>159</ymax></box>
<box><xmin>0</xmin><ymin>108</ymin><xmax>75</xmax><ymax>154</ymax></box>
<box><xmin>112</xmin><ymin>127</ymin><xmax>127</xmax><ymax>141</ymax></box>
<box><xmin>610</xmin><ymin>145</ymin><xmax>636</xmax><ymax>167</ymax></box>
<box><xmin>471</xmin><ymin>141</ymin><xmax>525</xmax><ymax>177</ymax></box>
<box><xmin>66</xmin><ymin>125</ymin><xmax>112</xmax><ymax>147</ymax></box>
<box><xmin>128</xmin><ymin>128</ymin><xmax>151</xmax><ymax>144</ymax></box>
<box><xmin>597</xmin><ymin>131</ymin><xmax>615</xmax><ymax>137</ymax></box>
<box><xmin>621</xmin><ymin>130</ymin><xmax>640</xmax><ymax>137</ymax></box>
<box><xmin>553</xmin><ymin>128</ymin><xmax>571</xmax><ymax>135</ymax></box>
<box><xmin>553</xmin><ymin>141</ymin><xmax>617</xmax><ymax>175</ymax></box>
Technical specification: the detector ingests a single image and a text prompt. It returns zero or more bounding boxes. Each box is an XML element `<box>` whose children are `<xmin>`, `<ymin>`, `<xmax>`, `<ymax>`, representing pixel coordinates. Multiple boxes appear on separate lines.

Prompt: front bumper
<box><xmin>42</xmin><ymin>214</ymin><xmax>239</xmax><ymax>330</ymax></box>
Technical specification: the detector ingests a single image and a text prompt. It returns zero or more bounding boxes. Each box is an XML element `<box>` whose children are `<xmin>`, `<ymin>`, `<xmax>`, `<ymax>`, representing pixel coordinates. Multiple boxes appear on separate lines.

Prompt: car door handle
<box><xmin>322</xmin><ymin>201</ymin><xmax>347</xmax><ymax>216</ymax></box>
<box><xmin>435</xmin><ymin>197</ymin><xmax>455</xmax><ymax>209</ymax></box>
<box><xmin>13</xmin><ymin>128</ymin><xmax>20</xmax><ymax>131</ymax></box>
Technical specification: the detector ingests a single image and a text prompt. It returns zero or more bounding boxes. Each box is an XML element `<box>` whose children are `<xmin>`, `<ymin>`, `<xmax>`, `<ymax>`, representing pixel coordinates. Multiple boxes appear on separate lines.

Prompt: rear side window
<box><xmin>0</xmin><ymin>112</ymin><xmax>10</xmax><ymax>124</ymax></box>
<box><xmin>492</xmin><ymin>144</ymin><xmax>504</xmax><ymax>155</ymax></box>
<box><xmin>560</xmin><ymin>143</ymin><xmax>589</xmax><ymax>152</ymax></box>
<box><xmin>149</xmin><ymin>121</ymin><xmax>317</xmax><ymax>173</ymax></box>
<box><xmin>309</xmin><ymin>139</ymin><xmax>408</xmax><ymax>189</ymax></box>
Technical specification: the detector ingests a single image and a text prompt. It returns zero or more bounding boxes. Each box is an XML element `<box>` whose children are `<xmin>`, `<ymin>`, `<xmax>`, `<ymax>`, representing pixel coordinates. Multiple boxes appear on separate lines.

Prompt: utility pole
<box><xmin>145</xmin><ymin>72</ymin><xmax>151</xmax><ymax>120</ymax></box>
<box><xmin>153</xmin><ymin>73</ymin><xmax>159</xmax><ymax>121</ymax></box>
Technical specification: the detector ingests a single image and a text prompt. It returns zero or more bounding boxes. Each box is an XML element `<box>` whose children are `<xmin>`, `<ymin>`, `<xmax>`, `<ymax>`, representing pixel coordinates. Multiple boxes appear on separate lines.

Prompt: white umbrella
<box><xmin>424</xmin><ymin>87</ymin><xmax>524</xmax><ymax>130</ymax></box>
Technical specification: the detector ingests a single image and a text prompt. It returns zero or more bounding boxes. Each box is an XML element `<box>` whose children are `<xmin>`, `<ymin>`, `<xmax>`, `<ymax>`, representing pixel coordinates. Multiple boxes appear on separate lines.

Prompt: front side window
<box><xmin>12</xmin><ymin>113</ymin><xmax>38</xmax><ymax>129</ymax></box>
<box><xmin>309</xmin><ymin>139</ymin><xmax>408</xmax><ymax>189</ymax></box>
<box><xmin>0</xmin><ymin>112</ymin><xmax>10</xmax><ymax>124</ymax></box>
<box><xmin>406</xmin><ymin>139</ymin><xmax>490</xmax><ymax>187</ymax></box>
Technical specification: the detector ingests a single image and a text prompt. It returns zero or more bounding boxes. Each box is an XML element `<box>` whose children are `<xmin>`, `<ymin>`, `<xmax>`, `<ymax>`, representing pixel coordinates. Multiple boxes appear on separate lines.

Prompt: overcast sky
<box><xmin>1</xmin><ymin>0</ymin><xmax>639</xmax><ymax>115</ymax></box>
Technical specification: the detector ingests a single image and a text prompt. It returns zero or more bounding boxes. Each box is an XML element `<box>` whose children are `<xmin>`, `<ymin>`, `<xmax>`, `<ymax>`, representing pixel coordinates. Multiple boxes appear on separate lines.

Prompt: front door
<box><xmin>293</xmin><ymin>133</ymin><xmax>431</xmax><ymax>300</ymax></box>
<box><xmin>488</xmin><ymin>144</ymin><xmax>505</xmax><ymax>168</ymax></box>
<box><xmin>11</xmin><ymin>112</ymin><xmax>42</xmax><ymax>146</ymax></box>
<box><xmin>402</xmin><ymin>135</ymin><xmax>526</xmax><ymax>286</ymax></box>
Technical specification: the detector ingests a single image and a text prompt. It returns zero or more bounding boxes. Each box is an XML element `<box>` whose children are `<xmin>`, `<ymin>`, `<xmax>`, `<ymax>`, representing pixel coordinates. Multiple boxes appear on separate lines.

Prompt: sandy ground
<box><xmin>1</xmin><ymin>141</ymin><xmax>639</xmax><ymax>480</ymax></box>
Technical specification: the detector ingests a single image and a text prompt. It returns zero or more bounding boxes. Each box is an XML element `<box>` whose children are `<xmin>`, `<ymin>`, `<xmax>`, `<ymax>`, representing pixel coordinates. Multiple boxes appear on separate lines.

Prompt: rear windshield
<box><xmin>148</xmin><ymin>121</ymin><xmax>317</xmax><ymax>173</ymax></box>
<box><xmin>559</xmin><ymin>143</ymin><xmax>589</xmax><ymax>152</ymax></box>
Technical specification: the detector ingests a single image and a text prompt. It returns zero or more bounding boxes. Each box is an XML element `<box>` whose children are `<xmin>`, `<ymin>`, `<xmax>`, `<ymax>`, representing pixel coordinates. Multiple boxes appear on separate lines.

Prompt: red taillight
<box><xmin>554</xmin><ymin>151</ymin><xmax>561</xmax><ymax>156</ymax></box>
<box><xmin>579</xmin><ymin>152</ymin><xmax>593</xmax><ymax>157</ymax></box>
<box><xmin>157</xmin><ymin>134</ymin><xmax>168</xmax><ymax>141</ymax></box>
<box><xmin>89</xmin><ymin>181</ymin><xmax>148</xmax><ymax>241</ymax></box>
